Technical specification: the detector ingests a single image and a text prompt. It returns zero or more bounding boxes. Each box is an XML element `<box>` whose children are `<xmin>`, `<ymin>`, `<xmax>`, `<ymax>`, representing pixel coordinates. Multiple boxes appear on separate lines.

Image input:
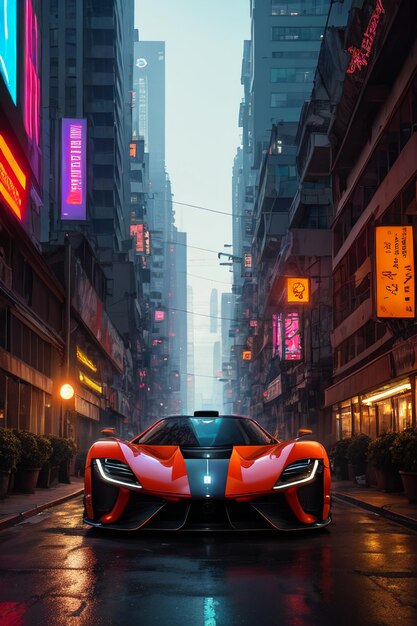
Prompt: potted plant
<box><xmin>35</xmin><ymin>435</ymin><xmax>54</xmax><ymax>488</ymax></box>
<box><xmin>13</xmin><ymin>430</ymin><xmax>48</xmax><ymax>493</ymax></box>
<box><xmin>347</xmin><ymin>434</ymin><xmax>371</xmax><ymax>483</ymax></box>
<box><xmin>391</xmin><ymin>427</ymin><xmax>417</xmax><ymax>503</ymax></box>
<box><xmin>57</xmin><ymin>437</ymin><xmax>77</xmax><ymax>484</ymax></box>
<box><xmin>0</xmin><ymin>428</ymin><xmax>22</xmax><ymax>498</ymax></box>
<box><xmin>329</xmin><ymin>437</ymin><xmax>352</xmax><ymax>480</ymax></box>
<box><xmin>366</xmin><ymin>431</ymin><xmax>402</xmax><ymax>492</ymax></box>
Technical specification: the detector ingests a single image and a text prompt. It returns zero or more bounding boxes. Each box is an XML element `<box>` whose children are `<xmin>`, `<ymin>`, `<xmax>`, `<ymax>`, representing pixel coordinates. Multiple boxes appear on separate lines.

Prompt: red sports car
<box><xmin>83</xmin><ymin>411</ymin><xmax>331</xmax><ymax>531</ymax></box>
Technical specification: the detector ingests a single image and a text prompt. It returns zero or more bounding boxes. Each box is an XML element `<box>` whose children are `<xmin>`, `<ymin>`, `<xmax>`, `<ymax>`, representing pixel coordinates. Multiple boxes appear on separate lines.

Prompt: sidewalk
<box><xmin>0</xmin><ymin>477</ymin><xmax>84</xmax><ymax>531</ymax></box>
<box><xmin>332</xmin><ymin>479</ymin><xmax>417</xmax><ymax>531</ymax></box>
<box><xmin>0</xmin><ymin>477</ymin><xmax>416</xmax><ymax>532</ymax></box>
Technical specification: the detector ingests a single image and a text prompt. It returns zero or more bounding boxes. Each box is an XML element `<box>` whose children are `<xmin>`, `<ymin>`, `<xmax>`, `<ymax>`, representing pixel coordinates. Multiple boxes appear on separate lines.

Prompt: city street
<box><xmin>0</xmin><ymin>497</ymin><xmax>416</xmax><ymax>625</ymax></box>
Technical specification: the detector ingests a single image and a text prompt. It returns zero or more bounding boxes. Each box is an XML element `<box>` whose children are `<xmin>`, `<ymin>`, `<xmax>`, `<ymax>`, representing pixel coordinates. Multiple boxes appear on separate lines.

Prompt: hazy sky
<box><xmin>135</xmin><ymin>1</ymin><xmax>250</xmax><ymax>401</ymax></box>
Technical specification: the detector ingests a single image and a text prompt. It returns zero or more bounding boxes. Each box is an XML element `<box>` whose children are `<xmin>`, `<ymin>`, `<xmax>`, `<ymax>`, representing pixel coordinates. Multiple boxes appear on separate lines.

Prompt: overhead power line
<box><xmin>172</xmin><ymin>200</ymin><xmax>231</xmax><ymax>216</ymax></box>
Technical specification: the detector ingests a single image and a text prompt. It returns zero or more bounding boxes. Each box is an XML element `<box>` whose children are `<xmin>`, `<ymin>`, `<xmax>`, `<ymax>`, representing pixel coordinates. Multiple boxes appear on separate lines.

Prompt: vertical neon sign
<box><xmin>24</xmin><ymin>0</ymin><xmax>40</xmax><ymax>146</ymax></box>
<box><xmin>284</xmin><ymin>313</ymin><xmax>302</xmax><ymax>361</ymax></box>
<box><xmin>0</xmin><ymin>0</ymin><xmax>17</xmax><ymax>104</ymax></box>
<box><xmin>61</xmin><ymin>118</ymin><xmax>87</xmax><ymax>220</ymax></box>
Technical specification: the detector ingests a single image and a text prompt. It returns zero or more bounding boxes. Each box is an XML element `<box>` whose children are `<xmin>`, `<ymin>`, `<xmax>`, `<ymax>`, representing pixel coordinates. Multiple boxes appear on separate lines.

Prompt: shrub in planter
<box><xmin>14</xmin><ymin>430</ymin><xmax>44</xmax><ymax>468</ymax></box>
<box><xmin>366</xmin><ymin>431</ymin><xmax>402</xmax><ymax>492</ymax></box>
<box><xmin>0</xmin><ymin>428</ymin><xmax>22</xmax><ymax>498</ymax></box>
<box><xmin>13</xmin><ymin>430</ymin><xmax>45</xmax><ymax>493</ymax></box>
<box><xmin>347</xmin><ymin>434</ymin><xmax>371</xmax><ymax>482</ymax></box>
<box><xmin>391</xmin><ymin>427</ymin><xmax>417</xmax><ymax>472</ymax></box>
<box><xmin>367</xmin><ymin>431</ymin><xmax>399</xmax><ymax>471</ymax></box>
<box><xmin>35</xmin><ymin>435</ymin><xmax>54</xmax><ymax>488</ymax></box>
<box><xmin>329</xmin><ymin>437</ymin><xmax>352</xmax><ymax>479</ymax></box>
<box><xmin>391</xmin><ymin>427</ymin><xmax>417</xmax><ymax>503</ymax></box>
<box><xmin>47</xmin><ymin>435</ymin><xmax>70</xmax><ymax>466</ymax></box>
<box><xmin>0</xmin><ymin>427</ymin><xmax>22</xmax><ymax>472</ymax></box>
<box><xmin>347</xmin><ymin>434</ymin><xmax>371</xmax><ymax>467</ymax></box>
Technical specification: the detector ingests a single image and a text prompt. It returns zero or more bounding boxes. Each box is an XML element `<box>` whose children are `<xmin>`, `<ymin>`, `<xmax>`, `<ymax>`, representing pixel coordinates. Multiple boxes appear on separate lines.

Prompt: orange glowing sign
<box><xmin>287</xmin><ymin>277</ymin><xmax>310</xmax><ymax>304</ymax></box>
<box><xmin>375</xmin><ymin>226</ymin><xmax>415</xmax><ymax>318</ymax></box>
<box><xmin>242</xmin><ymin>350</ymin><xmax>252</xmax><ymax>361</ymax></box>
<box><xmin>130</xmin><ymin>142</ymin><xmax>137</xmax><ymax>158</ymax></box>
<box><xmin>0</xmin><ymin>134</ymin><xmax>28</xmax><ymax>220</ymax></box>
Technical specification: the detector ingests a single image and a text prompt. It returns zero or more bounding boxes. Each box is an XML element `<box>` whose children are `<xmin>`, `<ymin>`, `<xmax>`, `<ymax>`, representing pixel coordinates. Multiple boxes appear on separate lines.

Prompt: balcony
<box><xmin>297</xmin><ymin>99</ymin><xmax>331</xmax><ymax>182</ymax></box>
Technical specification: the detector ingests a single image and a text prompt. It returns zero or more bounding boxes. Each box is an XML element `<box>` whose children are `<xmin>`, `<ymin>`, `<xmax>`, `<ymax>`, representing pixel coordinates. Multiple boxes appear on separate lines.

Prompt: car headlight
<box><xmin>95</xmin><ymin>458</ymin><xmax>142</xmax><ymax>491</ymax></box>
<box><xmin>273</xmin><ymin>458</ymin><xmax>320</xmax><ymax>490</ymax></box>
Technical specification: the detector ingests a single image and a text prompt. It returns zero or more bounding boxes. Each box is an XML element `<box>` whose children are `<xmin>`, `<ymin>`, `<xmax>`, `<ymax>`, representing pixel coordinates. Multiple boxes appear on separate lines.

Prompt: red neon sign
<box><xmin>346</xmin><ymin>0</ymin><xmax>385</xmax><ymax>75</ymax></box>
<box><xmin>0</xmin><ymin>134</ymin><xmax>28</xmax><ymax>220</ymax></box>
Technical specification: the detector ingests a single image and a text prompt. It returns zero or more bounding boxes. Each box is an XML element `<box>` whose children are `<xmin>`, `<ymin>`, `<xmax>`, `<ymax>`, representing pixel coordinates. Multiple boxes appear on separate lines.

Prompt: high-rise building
<box><xmin>132</xmin><ymin>37</ymin><xmax>187</xmax><ymax>422</ymax></box>
<box><xmin>40</xmin><ymin>0</ymin><xmax>138</xmax><ymax>450</ymax></box>
<box><xmin>0</xmin><ymin>0</ymin><xmax>66</xmax><ymax>439</ymax></box>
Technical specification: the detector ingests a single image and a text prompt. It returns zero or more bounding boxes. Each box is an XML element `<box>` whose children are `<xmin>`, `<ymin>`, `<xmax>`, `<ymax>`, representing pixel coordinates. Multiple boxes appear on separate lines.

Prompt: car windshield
<box><xmin>133</xmin><ymin>416</ymin><xmax>276</xmax><ymax>447</ymax></box>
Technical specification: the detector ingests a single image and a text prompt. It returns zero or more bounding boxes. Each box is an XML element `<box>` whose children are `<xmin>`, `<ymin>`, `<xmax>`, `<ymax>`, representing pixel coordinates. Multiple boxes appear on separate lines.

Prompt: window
<box><xmin>271</xmin><ymin>92</ymin><xmax>310</xmax><ymax>107</ymax></box>
<box><xmin>272</xmin><ymin>1</ymin><xmax>329</xmax><ymax>16</ymax></box>
<box><xmin>272</xmin><ymin>50</ymin><xmax>318</xmax><ymax>59</ymax></box>
<box><xmin>271</xmin><ymin>68</ymin><xmax>314</xmax><ymax>83</ymax></box>
<box><xmin>272</xmin><ymin>27</ymin><xmax>324</xmax><ymax>41</ymax></box>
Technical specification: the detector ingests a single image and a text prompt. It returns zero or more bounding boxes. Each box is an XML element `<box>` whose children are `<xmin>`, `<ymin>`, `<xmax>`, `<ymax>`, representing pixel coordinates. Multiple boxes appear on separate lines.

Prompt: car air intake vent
<box><xmin>100</xmin><ymin>458</ymin><xmax>139</xmax><ymax>484</ymax></box>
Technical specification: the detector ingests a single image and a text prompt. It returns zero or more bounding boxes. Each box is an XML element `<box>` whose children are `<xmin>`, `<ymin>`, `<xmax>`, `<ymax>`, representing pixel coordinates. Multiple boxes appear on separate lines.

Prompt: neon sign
<box><xmin>130</xmin><ymin>223</ymin><xmax>144</xmax><ymax>253</ymax></box>
<box><xmin>287</xmin><ymin>277</ymin><xmax>310</xmax><ymax>304</ymax></box>
<box><xmin>346</xmin><ymin>0</ymin><xmax>385</xmax><ymax>75</ymax></box>
<box><xmin>24</xmin><ymin>0</ymin><xmax>40</xmax><ymax>146</ymax></box>
<box><xmin>0</xmin><ymin>134</ymin><xmax>28</xmax><ymax>220</ymax></box>
<box><xmin>61</xmin><ymin>118</ymin><xmax>87</xmax><ymax>220</ymax></box>
<box><xmin>284</xmin><ymin>312</ymin><xmax>302</xmax><ymax>361</ymax></box>
<box><xmin>0</xmin><ymin>0</ymin><xmax>17</xmax><ymax>104</ymax></box>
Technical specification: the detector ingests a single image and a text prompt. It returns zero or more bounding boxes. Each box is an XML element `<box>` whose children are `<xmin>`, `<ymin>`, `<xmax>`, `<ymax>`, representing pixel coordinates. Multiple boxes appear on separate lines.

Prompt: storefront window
<box><xmin>377</xmin><ymin>399</ymin><xmax>393</xmax><ymax>433</ymax></box>
<box><xmin>339</xmin><ymin>400</ymin><xmax>352</xmax><ymax>438</ymax></box>
<box><xmin>394</xmin><ymin>394</ymin><xmax>412</xmax><ymax>431</ymax></box>
<box><xmin>360</xmin><ymin>403</ymin><xmax>377</xmax><ymax>438</ymax></box>
<box><xmin>352</xmin><ymin>397</ymin><xmax>360</xmax><ymax>434</ymax></box>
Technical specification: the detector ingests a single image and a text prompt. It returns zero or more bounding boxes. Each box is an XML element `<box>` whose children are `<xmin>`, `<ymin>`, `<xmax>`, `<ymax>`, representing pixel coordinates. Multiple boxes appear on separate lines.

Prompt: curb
<box><xmin>333</xmin><ymin>492</ymin><xmax>417</xmax><ymax>532</ymax></box>
<box><xmin>0</xmin><ymin>488</ymin><xmax>84</xmax><ymax>531</ymax></box>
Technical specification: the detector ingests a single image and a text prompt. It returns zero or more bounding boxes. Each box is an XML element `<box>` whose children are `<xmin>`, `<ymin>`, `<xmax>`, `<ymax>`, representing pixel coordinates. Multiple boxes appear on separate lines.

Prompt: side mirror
<box><xmin>297</xmin><ymin>428</ymin><xmax>313</xmax><ymax>438</ymax></box>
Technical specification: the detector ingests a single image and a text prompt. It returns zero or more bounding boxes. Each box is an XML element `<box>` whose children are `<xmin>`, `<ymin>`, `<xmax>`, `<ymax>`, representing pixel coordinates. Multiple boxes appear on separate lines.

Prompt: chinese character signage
<box><xmin>242</xmin><ymin>350</ymin><xmax>252</xmax><ymax>361</ymax></box>
<box><xmin>287</xmin><ymin>277</ymin><xmax>310</xmax><ymax>304</ymax></box>
<box><xmin>61</xmin><ymin>118</ymin><xmax>87</xmax><ymax>220</ymax></box>
<box><xmin>284</xmin><ymin>312</ymin><xmax>302</xmax><ymax>361</ymax></box>
<box><xmin>346</xmin><ymin>0</ymin><xmax>385</xmax><ymax>75</ymax></box>
<box><xmin>0</xmin><ymin>0</ymin><xmax>17</xmax><ymax>104</ymax></box>
<box><xmin>375</xmin><ymin>226</ymin><xmax>415</xmax><ymax>318</ymax></box>
<box><xmin>0</xmin><ymin>133</ymin><xmax>28</xmax><ymax>220</ymax></box>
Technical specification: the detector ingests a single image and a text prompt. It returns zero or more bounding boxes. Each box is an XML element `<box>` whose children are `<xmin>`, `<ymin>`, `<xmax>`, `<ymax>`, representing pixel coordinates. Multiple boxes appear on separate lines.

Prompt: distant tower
<box><xmin>187</xmin><ymin>285</ymin><xmax>195</xmax><ymax>413</ymax></box>
<box><xmin>210</xmin><ymin>288</ymin><xmax>218</xmax><ymax>333</ymax></box>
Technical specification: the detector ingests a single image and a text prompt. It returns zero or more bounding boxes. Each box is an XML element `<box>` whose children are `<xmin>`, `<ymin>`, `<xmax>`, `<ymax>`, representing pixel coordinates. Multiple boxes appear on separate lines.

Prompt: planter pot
<box><xmin>0</xmin><ymin>470</ymin><xmax>11</xmax><ymax>499</ymax></box>
<box><xmin>13</xmin><ymin>467</ymin><xmax>41</xmax><ymax>494</ymax></box>
<box><xmin>59</xmin><ymin>460</ymin><xmax>71</xmax><ymax>484</ymax></box>
<box><xmin>37</xmin><ymin>464</ymin><xmax>60</xmax><ymax>489</ymax></box>
<box><xmin>348</xmin><ymin>463</ymin><xmax>367</xmax><ymax>484</ymax></box>
<box><xmin>399</xmin><ymin>470</ymin><xmax>417</xmax><ymax>504</ymax></box>
<box><xmin>375</xmin><ymin>468</ymin><xmax>403</xmax><ymax>493</ymax></box>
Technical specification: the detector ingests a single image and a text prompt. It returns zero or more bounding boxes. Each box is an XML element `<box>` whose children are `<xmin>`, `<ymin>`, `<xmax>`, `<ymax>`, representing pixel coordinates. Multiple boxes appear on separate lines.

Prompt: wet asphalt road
<box><xmin>0</xmin><ymin>497</ymin><xmax>416</xmax><ymax>626</ymax></box>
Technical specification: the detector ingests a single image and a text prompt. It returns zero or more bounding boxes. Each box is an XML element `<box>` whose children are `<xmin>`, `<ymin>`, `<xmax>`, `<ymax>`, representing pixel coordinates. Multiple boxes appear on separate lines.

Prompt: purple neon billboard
<box><xmin>61</xmin><ymin>118</ymin><xmax>87</xmax><ymax>220</ymax></box>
